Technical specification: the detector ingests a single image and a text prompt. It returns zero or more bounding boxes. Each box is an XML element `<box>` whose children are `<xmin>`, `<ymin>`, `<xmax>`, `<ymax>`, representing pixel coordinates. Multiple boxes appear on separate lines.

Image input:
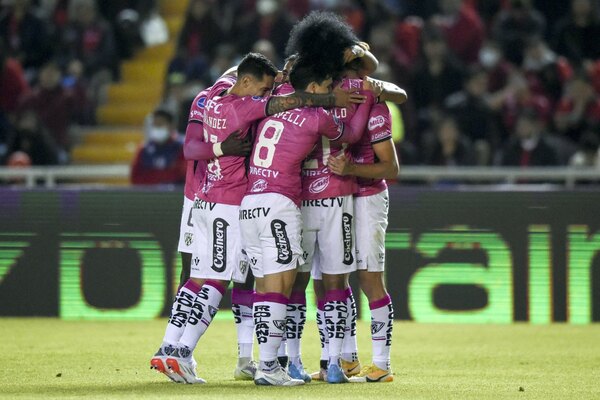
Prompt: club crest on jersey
<box><xmin>271</xmin><ymin>219</ymin><xmax>292</xmax><ymax>264</ymax></box>
<box><xmin>369</xmin><ymin>115</ymin><xmax>385</xmax><ymax>131</ymax></box>
<box><xmin>309</xmin><ymin>176</ymin><xmax>329</xmax><ymax>194</ymax></box>
<box><xmin>184</xmin><ymin>233</ymin><xmax>193</xmax><ymax>246</ymax></box>
<box><xmin>371</xmin><ymin>321</ymin><xmax>385</xmax><ymax>334</ymax></box>
<box><xmin>251</xmin><ymin>179</ymin><xmax>268</xmax><ymax>193</ymax></box>
<box><xmin>342</xmin><ymin>213</ymin><xmax>354</xmax><ymax>265</ymax></box>
<box><xmin>212</xmin><ymin>218</ymin><xmax>229</xmax><ymax>273</ymax></box>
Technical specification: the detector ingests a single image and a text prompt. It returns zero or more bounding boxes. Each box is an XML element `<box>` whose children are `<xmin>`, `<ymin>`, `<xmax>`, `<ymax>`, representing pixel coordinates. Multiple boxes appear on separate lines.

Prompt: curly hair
<box><xmin>285</xmin><ymin>11</ymin><xmax>358</xmax><ymax>79</ymax></box>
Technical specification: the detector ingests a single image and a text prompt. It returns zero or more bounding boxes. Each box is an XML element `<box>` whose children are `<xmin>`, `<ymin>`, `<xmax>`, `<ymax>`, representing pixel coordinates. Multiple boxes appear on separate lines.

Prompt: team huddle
<box><xmin>150</xmin><ymin>11</ymin><xmax>406</xmax><ymax>386</ymax></box>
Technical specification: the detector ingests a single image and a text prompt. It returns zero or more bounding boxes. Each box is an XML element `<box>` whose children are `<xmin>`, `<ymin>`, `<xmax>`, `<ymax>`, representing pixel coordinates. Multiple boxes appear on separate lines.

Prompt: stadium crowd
<box><xmin>3</xmin><ymin>0</ymin><xmax>600</xmax><ymax>169</ymax></box>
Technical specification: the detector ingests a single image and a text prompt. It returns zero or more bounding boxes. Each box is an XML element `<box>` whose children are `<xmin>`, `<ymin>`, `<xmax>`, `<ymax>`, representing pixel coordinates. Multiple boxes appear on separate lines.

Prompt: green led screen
<box><xmin>0</xmin><ymin>187</ymin><xmax>598</xmax><ymax>323</ymax></box>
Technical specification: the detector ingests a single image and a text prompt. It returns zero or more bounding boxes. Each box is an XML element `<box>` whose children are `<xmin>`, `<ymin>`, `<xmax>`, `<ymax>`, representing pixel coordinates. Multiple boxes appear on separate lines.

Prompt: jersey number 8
<box><xmin>253</xmin><ymin>120</ymin><xmax>284</xmax><ymax>168</ymax></box>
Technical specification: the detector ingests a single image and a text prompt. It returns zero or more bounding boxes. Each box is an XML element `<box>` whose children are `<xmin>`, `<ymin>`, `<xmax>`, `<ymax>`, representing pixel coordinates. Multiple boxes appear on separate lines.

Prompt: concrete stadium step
<box><xmin>107</xmin><ymin>83</ymin><xmax>162</xmax><ymax>103</ymax></box>
<box><xmin>121</xmin><ymin>60</ymin><xmax>167</xmax><ymax>83</ymax></box>
<box><xmin>71</xmin><ymin>144</ymin><xmax>138</xmax><ymax>164</ymax></box>
<box><xmin>83</xmin><ymin>129</ymin><xmax>144</xmax><ymax>146</ymax></box>
<box><xmin>97</xmin><ymin>104</ymin><xmax>151</xmax><ymax>126</ymax></box>
<box><xmin>161</xmin><ymin>0</ymin><xmax>188</xmax><ymax>17</ymax></box>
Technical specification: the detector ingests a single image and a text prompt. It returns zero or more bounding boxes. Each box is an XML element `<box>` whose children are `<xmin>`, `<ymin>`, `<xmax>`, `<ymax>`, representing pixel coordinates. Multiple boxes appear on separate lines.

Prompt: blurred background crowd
<box><xmin>2</xmin><ymin>0</ymin><xmax>600</xmax><ymax>181</ymax></box>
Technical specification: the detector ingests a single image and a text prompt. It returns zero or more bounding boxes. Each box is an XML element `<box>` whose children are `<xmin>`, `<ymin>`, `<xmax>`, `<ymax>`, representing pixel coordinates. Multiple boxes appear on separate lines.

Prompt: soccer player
<box><xmin>327</xmin><ymin>100</ymin><xmax>400</xmax><ymax>383</ymax></box>
<box><xmin>240</xmin><ymin>57</ymin><xmax>375</xmax><ymax>386</ymax></box>
<box><xmin>156</xmin><ymin>52</ymin><xmax>366</xmax><ymax>384</ymax></box>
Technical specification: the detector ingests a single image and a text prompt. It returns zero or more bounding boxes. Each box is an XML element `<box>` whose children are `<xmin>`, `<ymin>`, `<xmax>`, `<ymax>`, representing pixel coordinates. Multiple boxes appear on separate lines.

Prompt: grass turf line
<box><xmin>0</xmin><ymin>319</ymin><xmax>599</xmax><ymax>399</ymax></box>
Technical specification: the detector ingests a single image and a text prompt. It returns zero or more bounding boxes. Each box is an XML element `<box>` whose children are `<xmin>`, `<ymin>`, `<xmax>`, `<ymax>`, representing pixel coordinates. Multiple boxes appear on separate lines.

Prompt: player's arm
<box><xmin>344</xmin><ymin>42</ymin><xmax>379</xmax><ymax>77</ymax></box>
<box><xmin>266</xmin><ymin>85</ymin><xmax>367</xmax><ymax>115</ymax></box>
<box><xmin>328</xmin><ymin>139</ymin><xmax>399</xmax><ymax>180</ymax></box>
<box><xmin>365</xmin><ymin>77</ymin><xmax>408</xmax><ymax>105</ymax></box>
<box><xmin>184</xmin><ymin>122</ymin><xmax>250</xmax><ymax>160</ymax></box>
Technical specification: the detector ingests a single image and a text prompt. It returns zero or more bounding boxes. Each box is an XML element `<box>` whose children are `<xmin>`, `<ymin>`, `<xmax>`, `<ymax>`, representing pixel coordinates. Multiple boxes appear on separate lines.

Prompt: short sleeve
<box><xmin>368</xmin><ymin>103</ymin><xmax>392</xmax><ymax>144</ymax></box>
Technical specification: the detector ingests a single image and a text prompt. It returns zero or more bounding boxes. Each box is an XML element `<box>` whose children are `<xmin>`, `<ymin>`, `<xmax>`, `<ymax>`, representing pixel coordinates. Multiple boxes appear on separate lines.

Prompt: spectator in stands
<box><xmin>499</xmin><ymin>107</ymin><xmax>560</xmax><ymax>166</ymax></box>
<box><xmin>445</xmin><ymin>67</ymin><xmax>500</xmax><ymax>164</ymax></box>
<box><xmin>554</xmin><ymin>72</ymin><xmax>600</xmax><ymax>144</ymax></box>
<box><xmin>0</xmin><ymin>38</ymin><xmax>29</xmax><ymax>117</ymax></box>
<box><xmin>131</xmin><ymin>109</ymin><xmax>186</xmax><ymax>185</ymax></box>
<box><xmin>5</xmin><ymin>110</ymin><xmax>59</xmax><ymax>166</ymax></box>
<box><xmin>553</xmin><ymin>0</ymin><xmax>600</xmax><ymax>66</ymax></box>
<box><xmin>479</xmin><ymin>40</ymin><xmax>512</xmax><ymax>93</ymax></box>
<box><xmin>425</xmin><ymin>115</ymin><xmax>475</xmax><ymax>166</ymax></box>
<box><xmin>60</xmin><ymin>0</ymin><xmax>117</xmax><ymax>104</ymax></box>
<box><xmin>235</xmin><ymin>0</ymin><xmax>295</xmax><ymax>60</ymax></box>
<box><xmin>432</xmin><ymin>0</ymin><xmax>485</xmax><ymax>65</ymax></box>
<box><xmin>19</xmin><ymin>61</ymin><xmax>79</xmax><ymax>154</ymax></box>
<box><xmin>412</xmin><ymin>25</ymin><xmax>465</xmax><ymax>131</ymax></box>
<box><xmin>0</xmin><ymin>0</ymin><xmax>50</xmax><ymax>72</ymax></box>
<box><xmin>569</xmin><ymin>130</ymin><xmax>600</xmax><ymax>167</ymax></box>
<box><xmin>177</xmin><ymin>0</ymin><xmax>224</xmax><ymax>65</ymax></box>
<box><xmin>492</xmin><ymin>0</ymin><xmax>546</xmax><ymax>65</ymax></box>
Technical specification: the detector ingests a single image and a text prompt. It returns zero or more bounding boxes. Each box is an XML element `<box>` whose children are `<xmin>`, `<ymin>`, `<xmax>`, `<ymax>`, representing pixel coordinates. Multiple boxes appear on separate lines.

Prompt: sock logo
<box><xmin>273</xmin><ymin>319</ymin><xmax>286</xmax><ymax>331</ymax></box>
<box><xmin>271</xmin><ymin>219</ymin><xmax>292</xmax><ymax>264</ymax></box>
<box><xmin>163</xmin><ymin>344</ymin><xmax>175</xmax><ymax>356</ymax></box>
<box><xmin>208</xmin><ymin>305</ymin><xmax>218</xmax><ymax>318</ymax></box>
<box><xmin>212</xmin><ymin>218</ymin><xmax>229</xmax><ymax>272</ymax></box>
<box><xmin>371</xmin><ymin>321</ymin><xmax>385</xmax><ymax>334</ymax></box>
<box><xmin>179</xmin><ymin>346</ymin><xmax>191</xmax><ymax>359</ymax></box>
<box><xmin>342</xmin><ymin>213</ymin><xmax>354</xmax><ymax>265</ymax></box>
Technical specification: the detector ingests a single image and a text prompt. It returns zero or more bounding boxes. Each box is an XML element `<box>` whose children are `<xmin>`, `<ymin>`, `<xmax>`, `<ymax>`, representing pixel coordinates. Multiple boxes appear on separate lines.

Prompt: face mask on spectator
<box><xmin>479</xmin><ymin>47</ymin><xmax>500</xmax><ymax>68</ymax></box>
<box><xmin>148</xmin><ymin>127</ymin><xmax>170</xmax><ymax>143</ymax></box>
<box><xmin>257</xmin><ymin>0</ymin><xmax>278</xmax><ymax>15</ymax></box>
<box><xmin>520</xmin><ymin>136</ymin><xmax>539</xmax><ymax>151</ymax></box>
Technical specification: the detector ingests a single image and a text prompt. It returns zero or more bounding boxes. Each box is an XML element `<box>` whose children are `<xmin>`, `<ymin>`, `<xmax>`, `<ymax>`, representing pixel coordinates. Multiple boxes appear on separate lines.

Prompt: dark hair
<box><xmin>289</xmin><ymin>57</ymin><xmax>331</xmax><ymax>91</ymax></box>
<box><xmin>285</xmin><ymin>11</ymin><xmax>358</xmax><ymax>79</ymax></box>
<box><xmin>153</xmin><ymin>108</ymin><xmax>174</xmax><ymax>124</ymax></box>
<box><xmin>237</xmin><ymin>52</ymin><xmax>278</xmax><ymax>80</ymax></box>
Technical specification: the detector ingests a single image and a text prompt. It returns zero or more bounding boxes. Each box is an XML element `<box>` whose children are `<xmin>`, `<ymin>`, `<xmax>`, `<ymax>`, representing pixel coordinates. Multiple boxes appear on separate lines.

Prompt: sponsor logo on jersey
<box><xmin>371</xmin><ymin>321</ymin><xmax>385</xmax><ymax>334</ymax></box>
<box><xmin>212</xmin><ymin>218</ymin><xmax>229</xmax><ymax>273</ymax></box>
<box><xmin>309</xmin><ymin>176</ymin><xmax>329</xmax><ymax>194</ymax></box>
<box><xmin>302</xmin><ymin>197</ymin><xmax>344</xmax><ymax>208</ymax></box>
<box><xmin>369</xmin><ymin>115</ymin><xmax>386</xmax><ymax>131</ymax></box>
<box><xmin>239</xmin><ymin>207</ymin><xmax>271</xmax><ymax>220</ymax></box>
<box><xmin>271</xmin><ymin>219</ymin><xmax>292</xmax><ymax>264</ymax></box>
<box><xmin>251</xmin><ymin>178</ymin><xmax>268</xmax><ymax>192</ymax></box>
<box><xmin>342</xmin><ymin>213</ymin><xmax>354</xmax><ymax>265</ymax></box>
<box><xmin>251</xmin><ymin>95</ymin><xmax>262</xmax><ymax>101</ymax></box>
<box><xmin>194</xmin><ymin>199</ymin><xmax>217</xmax><ymax>211</ymax></box>
<box><xmin>184</xmin><ymin>232</ymin><xmax>193</xmax><ymax>246</ymax></box>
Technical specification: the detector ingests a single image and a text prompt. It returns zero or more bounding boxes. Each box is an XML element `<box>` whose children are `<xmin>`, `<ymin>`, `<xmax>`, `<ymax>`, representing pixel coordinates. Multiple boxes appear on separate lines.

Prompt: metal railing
<box><xmin>0</xmin><ymin>165</ymin><xmax>599</xmax><ymax>188</ymax></box>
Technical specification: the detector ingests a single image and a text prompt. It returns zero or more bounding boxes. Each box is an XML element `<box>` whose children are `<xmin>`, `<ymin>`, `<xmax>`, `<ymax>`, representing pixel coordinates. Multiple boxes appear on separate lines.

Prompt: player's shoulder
<box><xmin>273</xmin><ymin>82</ymin><xmax>294</xmax><ymax>96</ymax></box>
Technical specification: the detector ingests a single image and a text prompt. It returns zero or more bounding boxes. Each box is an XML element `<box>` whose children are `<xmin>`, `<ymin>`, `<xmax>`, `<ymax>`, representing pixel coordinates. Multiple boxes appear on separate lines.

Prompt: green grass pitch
<box><xmin>0</xmin><ymin>319</ymin><xmax>599</xmax><ymax>399</ymax></box>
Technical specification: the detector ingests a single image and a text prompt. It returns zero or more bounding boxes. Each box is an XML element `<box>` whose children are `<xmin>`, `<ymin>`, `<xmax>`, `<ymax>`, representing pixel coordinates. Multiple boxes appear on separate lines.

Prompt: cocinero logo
<box><xmin>342</xmin><ymin>213</ymin><xmax>353</xmax><ymax>265</ymax></box>
<box><xmin>271</xmin><ymin>219</ymin><xmax>292</xmax><ymax>264</ymax></box>
<box><xmin>212</xmin><ymin>218</ymin><xmax>229</xmax><ymax>273</ymax></box>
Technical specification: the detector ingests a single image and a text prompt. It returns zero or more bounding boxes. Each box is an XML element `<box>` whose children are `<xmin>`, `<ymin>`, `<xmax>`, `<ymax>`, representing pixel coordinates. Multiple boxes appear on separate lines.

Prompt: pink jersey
<box><xmin>198</xmin><ymin>76</ymin><xmax>269</xmax><ymax>205</ymax></box>
<box><xmin>246</xmin><ymin>89</ymin><xmax>345</xmax><ymax>207</ymax></box>
<box><xmin>301</xmin><ymin>78</ymin><xmax>362</xmax><ymax>200</ymax></box>
<box><xmin>352</xmin><ymin>102</ymin><xmax>393</xmax><ymax>197</ymax></box>
<box><xmin>184</xmin><ymin>89</ymin><xmax>210</xmax><ymax>200</ymax></box>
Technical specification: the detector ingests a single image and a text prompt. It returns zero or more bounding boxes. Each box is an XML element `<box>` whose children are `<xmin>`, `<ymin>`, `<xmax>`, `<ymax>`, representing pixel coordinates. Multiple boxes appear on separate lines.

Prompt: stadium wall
<box><xmin>0</xmin><ymin>186</ymin><xmax>598</xmax><ymax>323</ymax></box>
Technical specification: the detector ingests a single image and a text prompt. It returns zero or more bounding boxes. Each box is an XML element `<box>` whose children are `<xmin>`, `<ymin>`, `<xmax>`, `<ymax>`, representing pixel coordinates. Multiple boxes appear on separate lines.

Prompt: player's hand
<box><xmin>363</xmin><ymin>77</ymin><xmax>384</xmax><ymax>98</ymax></box>
<box><xmin>327</xmin><ymin>154</ymin><xmax>351</xmax><ymax>176</ymax></box>
<box><xmin>221</xmin><ymin>131</ymin><xmax>252</xmax><ymax>157</ymax></box>
<box><xmin>333</xmin><ymin>83</ymin><xmax>367</xmax><ymax>107</ymax></box>
<box><xmin>343</xmin><ymin>44</ymin><xmax>366</xmax><ymax>64</ymax></box>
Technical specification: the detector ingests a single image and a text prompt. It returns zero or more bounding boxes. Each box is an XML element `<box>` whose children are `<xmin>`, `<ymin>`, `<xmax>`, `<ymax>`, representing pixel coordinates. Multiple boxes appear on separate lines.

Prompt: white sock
<box><xmin>178</xmin><ymin>281</ymin><xmax>226</xmax><ymax>354</ymax></box>
<box><xmin>316</xmin><ymin>299</ymin><xmax>329</xmax><ymax>363</ymax></box>
<box><xmin>341</xmin><ymin>287</ymin><xmax>359</xmax><ymax>362</ymax></box>
<box><xmin>232</xmin><ymin>288</ymin><xmax>255</xmax><ymax>360</ymax></box>
<box><xmin>370</xmin><ymin>294</ymin><xmax>393</xmax><ymax>371</ymax></box>
<box><xmin>162</xmin><ymin>279</ymin><xmax>201</xmax><ymax>348</ymax></box>
<box><xmin>286</xmin><ymin>291</ymin><xmax>306</xmax><ymax>366</ymax></box>
<box><xmin>325</xmin><ymin>289</ymin><xmax>349</xmax><ymax>367</ymax></box>
<box><xmin>254</xmin><ymin>292</ymin><xmax>288</xmax><ymax>373</ymax></box>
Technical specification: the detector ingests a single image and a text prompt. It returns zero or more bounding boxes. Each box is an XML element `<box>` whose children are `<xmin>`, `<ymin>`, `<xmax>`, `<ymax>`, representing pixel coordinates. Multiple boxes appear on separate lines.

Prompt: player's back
<box><xmin>200</xmin><ymin>76</ymin><xmax>269</xmax><ymax>205</ymax></box>
<box><xmin>301</xmin><ymin>78</ymin><xmax>362</xmax><ymax>200</ymax></box>
<box><xmin>247</xmin><ymin>84</ymin><xmax>342</xmax><ymax>206</ymax></box>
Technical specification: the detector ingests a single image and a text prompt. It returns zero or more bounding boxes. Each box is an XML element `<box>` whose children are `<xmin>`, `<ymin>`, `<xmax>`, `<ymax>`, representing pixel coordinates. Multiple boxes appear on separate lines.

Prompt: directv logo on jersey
<box><xmin>369</xmin><ymin>115</ymin><xmax>385</xmax><ymax>131</ymax></box>
<box><xmin>342</xmin><ymin>213</ymin><xmax>354</xmax><ymax>265</ymax></box>
<box><xmin>271</xmin><ymin>219</ymin><xmax>292</xmax><ymax>264</ymax></box>
<box><xmin>212</xmin><ymin>218</ymin><xmax>229</xmax><ymax>273</ymax></box>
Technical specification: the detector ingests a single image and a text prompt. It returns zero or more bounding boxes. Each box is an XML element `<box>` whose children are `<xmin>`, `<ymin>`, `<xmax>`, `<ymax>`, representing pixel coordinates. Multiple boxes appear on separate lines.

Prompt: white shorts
<box><xmin>177</xmin><ymin>197</ymin><xmax>195</xmax><ymax>253</ymax></box>
<box><xmin>301</xmin><ymin>195</ymin><xmax>357</xmax><ymax>277</ymax></box>
<box><xmin>240</xmin><ymin>193</ymin><xmax>305</xmax><ymax>278</ymax></box>
<box><xmin>190</xmin><ymin>199</ymin><xmax>249</xmax><ymax>283</ymax></box>
<box><xmin>355</xmin><ymin>190</ymin><xmax>389</xmax><ymax>272</ymax></box>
